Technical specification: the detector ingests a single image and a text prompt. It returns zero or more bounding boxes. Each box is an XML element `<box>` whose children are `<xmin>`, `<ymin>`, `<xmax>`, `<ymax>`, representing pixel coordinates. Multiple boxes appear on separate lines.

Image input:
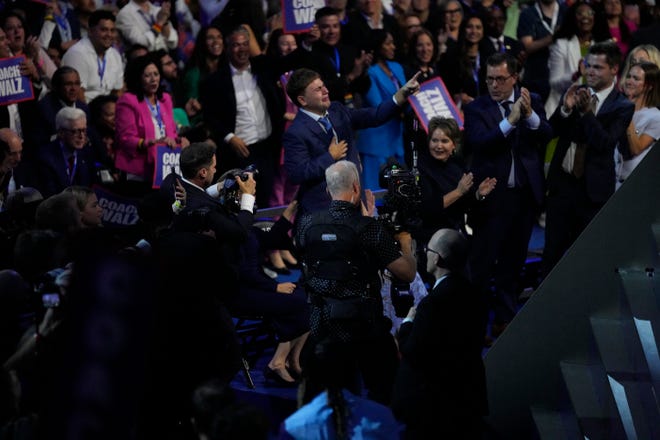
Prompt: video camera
<box><xmin>218</xmin><ymin>164</ymin><xmax>259</xmax><ymax>213</ymax></box>
<box><xmin>377</xmin><ymin>158</ymin><xmax>422</xmax><ymax>234</ymax></box>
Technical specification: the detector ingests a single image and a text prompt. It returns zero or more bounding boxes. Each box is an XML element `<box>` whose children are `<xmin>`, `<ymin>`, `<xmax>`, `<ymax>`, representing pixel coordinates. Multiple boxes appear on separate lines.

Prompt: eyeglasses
<box><xmin>485</xmin><ymin>75</ymin><xmax>513</xmax><ymax>85</ymax></box>
<box><xmin>423</xmin><ymin>245</ymin><xmax>450</xmax><ymax>268</ymax></box>
<box><xmin>445</xmin><ymin>8</ymin><xmax>462</xmax><ymax>14</ymax></box>
<box><xmin>62</xmin><ymin>128</ymin><xmax>87</xmax><ymax>136</ymax></box>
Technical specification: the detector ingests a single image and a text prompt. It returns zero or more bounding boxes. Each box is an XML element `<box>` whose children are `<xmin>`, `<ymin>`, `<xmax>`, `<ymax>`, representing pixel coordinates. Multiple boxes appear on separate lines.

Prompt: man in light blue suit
<box><xmin>283</xmin><ymin>68</ymin><xmax>420</xmax><ymax>218</ymax></box>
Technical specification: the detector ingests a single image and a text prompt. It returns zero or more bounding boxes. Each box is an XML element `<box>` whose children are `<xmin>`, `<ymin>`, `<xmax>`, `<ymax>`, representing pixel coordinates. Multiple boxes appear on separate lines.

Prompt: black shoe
<box><xmin>263</xmin><ymin>366</ymin><xmax>297</xmax><ymax>387</ymax></box>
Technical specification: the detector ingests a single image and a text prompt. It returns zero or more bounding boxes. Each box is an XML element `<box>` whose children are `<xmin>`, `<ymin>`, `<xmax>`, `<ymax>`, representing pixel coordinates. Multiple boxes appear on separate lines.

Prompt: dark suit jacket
<box><xmin>35</xmin><ymin>139</ymin><xmax>97</xmax><ymax>197</ymax></box>
<box><xmin>392</xmin><ymin>273</ymin><xmax>488</xmax><ymax>425</ymax></box>
<box><xmin>0</xmin><ymin>100</ymin><xmax>39</xmax><ymax>161</ymax></box>
<box><xmin>548</xmin><ymin>88</ymin><xmax>634</xmax><ymax>204</ymax></box>
<box><xmin>341</xmin><ymin>10</ymin><xmax>405</xmax><ymax>60</ymax></box>
<box><xmin>283</xmin><ymin>99</ymin><xmax>400</xmax><ymax>215</ymax></box>
<box><xmin>481</xmin><ymin>36</ymin><xmax>524</xmax><ymax>62</ymax></box>
<box><xmin>464</xmin><ymin>89</ymin><xmax>553</xmax><ymax>210</ymax></box>
<box><xmin>161</xmin><ymin>172</ymin><xmax>253</xmax><ymax>245</ymax></box>
<box><xmin>200</xmin><ymin>56</ymin><xmax>283</xmax><ymax>153</ymax></box>
<box><xmin>36</xmin><ymin>93</ymin><xmax>90</xmax><ymax>145</ymax></box>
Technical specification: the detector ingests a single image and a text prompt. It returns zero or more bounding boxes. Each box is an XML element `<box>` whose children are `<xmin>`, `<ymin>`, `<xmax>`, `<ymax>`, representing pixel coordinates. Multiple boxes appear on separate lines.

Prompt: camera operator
<box><xmin>295</xmin><ymin>160</ymin><xmax>416</xmax><ymax>405</ymax></box>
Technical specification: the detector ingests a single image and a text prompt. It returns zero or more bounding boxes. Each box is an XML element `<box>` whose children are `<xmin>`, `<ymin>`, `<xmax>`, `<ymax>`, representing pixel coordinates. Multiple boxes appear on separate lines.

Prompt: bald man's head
<box><xmin>0</xmin><ymin>128</ymin><xmax>23</xmax><ymax>174</ymax></box>
<box><xmin>426</xmin><ymin>228</ymin><xmax>469</xmax><ymax>274</ymax></box>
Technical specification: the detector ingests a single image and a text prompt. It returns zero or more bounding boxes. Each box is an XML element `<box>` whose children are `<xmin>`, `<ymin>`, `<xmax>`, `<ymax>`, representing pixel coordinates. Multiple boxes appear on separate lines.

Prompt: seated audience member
<box><xmin>87</xmin><ymin>94</ymin><xmax>118</xmax><ymax>179</ymax></box>
<box><xmin>391</xmin><ymin>228</ymin><xmax>488</xmax><ymax>439</ymax></box>
<box><xmin>35</xmin><ymin>107</ymin><xmax>97</xmax><ymax>198</ymax></box>
<box><xmin>62</xmin><ymin>186</ymin><xmax>104</xmax><ymax>228</ymax></box>
<box><xmin>36</xmin><ymin>66</ymin><xmax>90</xmax><ymax>145</ymax></box>
<box><xmin>279</xmin><ymin>338</ymin><xmax>402</xmax><ymax>440</ymax></box>
<box><xmin>114</xmin><ymin>54</ymin><xmax>189</xmax><ymax>197</ymax></box>
<box><xmin>35</xmin><ymin>192</ymin><xmax>83</xmax><ymax>234</ymax></box>
<box><xmin>61</xmin><ymin>10</ymin><xmax>124</xmax><ymax>103</ymax></box>
<box><xmin>191</xmin><ymin>380</ymin><xmax>269</xmax><ymax>440</ymax></box>
<box><xmin>216</xmin><ymin>175</ymin><xmax>309</xmax><ymax>385</ymax></box>
<box><xmin>0</xmin><ymin>129</ymin><xmax>25</xmax><ymax>212</ymax></box>
<box><xmin>616</xmin><ymin>61</ymin><xmax>660</xmax><ymax>189</ymax></box>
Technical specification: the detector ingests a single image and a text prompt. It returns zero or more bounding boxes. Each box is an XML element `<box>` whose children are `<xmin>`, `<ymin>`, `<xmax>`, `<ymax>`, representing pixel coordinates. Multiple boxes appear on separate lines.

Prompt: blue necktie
<box><xmin>318</xmin><ymin>116</ymin><xmax>333</xmax><ymax>133</ymax></box>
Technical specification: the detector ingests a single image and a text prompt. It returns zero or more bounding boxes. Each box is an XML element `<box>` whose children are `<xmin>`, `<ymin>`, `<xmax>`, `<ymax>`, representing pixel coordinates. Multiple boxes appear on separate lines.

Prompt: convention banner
<box><xmin>152</xmin><ymin>146</ymin><xmax>181</xmax><ymax>188</ymax></box>
<box><xmin>282</xmin><ymin>0</ymin><xmax>325</xmax><ymax>33</ymax></box>
<box><xmin>93</xmin><ymin>185</ymin><xmax>140</xmax><ymax>228</ymax></box>
<box><xmin>408</xmin><ymin>77</ymin><xmax>463</xmax><ymax>133</ymax></box>
<box><xmin>0</xmin><ymin>56</ymin><xmax>34</xmax><ymax>106</ymax></box>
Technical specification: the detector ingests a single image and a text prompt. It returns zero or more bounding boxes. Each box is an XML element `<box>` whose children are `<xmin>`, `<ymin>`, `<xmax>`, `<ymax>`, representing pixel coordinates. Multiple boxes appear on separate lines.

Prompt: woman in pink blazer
<box><xmin>115</xmin><ymin>54</ymin><xmax>189</xmax><ymax>193</ymax></box>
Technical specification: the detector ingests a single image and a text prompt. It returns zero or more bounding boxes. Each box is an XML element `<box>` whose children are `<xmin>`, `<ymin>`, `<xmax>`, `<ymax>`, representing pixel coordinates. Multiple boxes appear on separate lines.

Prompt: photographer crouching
<box><xmin>295</xmin><ymin>160</ymin><xmax>416</xmax><ymax>406</ymax></box>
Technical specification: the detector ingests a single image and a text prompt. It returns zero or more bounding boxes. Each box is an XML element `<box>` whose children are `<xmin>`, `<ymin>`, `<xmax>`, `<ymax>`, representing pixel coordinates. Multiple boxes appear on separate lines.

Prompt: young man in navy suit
<box><xmin>282</xmin><ymin>67</ymin><xmax>420</xmax><ymax>217</ymax></box>
<box><xmin>542</xmin><ymin>42</ymin><xmax>634</xmax><ymax>276</ymax></box>
<box><xmin>463</xmin><ymin>52</ymin><xmax>553</xmax><ymax>336</ymax></box>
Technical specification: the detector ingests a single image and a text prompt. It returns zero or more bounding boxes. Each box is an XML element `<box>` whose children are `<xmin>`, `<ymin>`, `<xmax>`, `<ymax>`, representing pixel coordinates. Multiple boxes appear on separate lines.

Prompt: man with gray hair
<box><xmin>35</xmin><ymin>107</ymin><xmax>97</xmax><ymax>197</ymax></box>
<box><xmin>295</xmin><ymin>159</ymin><xmax>416</xmax><ymax>405</ymax></box>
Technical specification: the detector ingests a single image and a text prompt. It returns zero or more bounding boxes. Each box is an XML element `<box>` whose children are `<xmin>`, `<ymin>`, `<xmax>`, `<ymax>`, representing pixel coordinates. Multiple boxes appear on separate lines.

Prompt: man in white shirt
<box><xmin>61</xmin><ymin>10</ymin><xmax>124</xmax><ymax>102</ymax></box>
<box><xmin>200</xmin><ymin>25</ymin><xmax>283</xmax><ymax>208</ymax></box>
<box><xmin>115</xmin><ymin>0</ymin><xmax>178</xmax><ymax>52</ymax></box>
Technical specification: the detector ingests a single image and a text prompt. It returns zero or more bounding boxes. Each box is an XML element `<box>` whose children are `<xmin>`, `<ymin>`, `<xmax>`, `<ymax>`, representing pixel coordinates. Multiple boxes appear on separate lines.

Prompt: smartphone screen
<box><xmin>42</xmin><ymin>293</ymin><xmax>61</xmax><ymax>308</ymax></box>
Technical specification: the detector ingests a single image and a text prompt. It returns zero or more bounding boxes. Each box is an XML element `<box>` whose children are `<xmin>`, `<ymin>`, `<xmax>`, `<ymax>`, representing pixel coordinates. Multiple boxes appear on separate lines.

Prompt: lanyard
<box><xmin>138</xmin><ymin>9</ymin><xmax>155</xmax><ymax>26</ymax></box>
<box><xmin>472</xmin><ymin>53</ymin><xmax>481</xmax><ymax>90</ymax></box>
<box><xmin>147</xmin><ymin>99</ymin><xmax>165</xmax><ymax>137</ymax></box>
<box><xmin>97</xmin><ymin>55</ymin><xmax>106</xmax><ymax>83</ymax></box>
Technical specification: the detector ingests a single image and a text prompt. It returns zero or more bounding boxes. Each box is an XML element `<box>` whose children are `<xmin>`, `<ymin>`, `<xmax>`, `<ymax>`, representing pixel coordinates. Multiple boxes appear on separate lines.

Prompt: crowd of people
<box><xmin>0</xmin><ymin>0</ymin><xmax>659</xmax><ymax>438</ymax></box>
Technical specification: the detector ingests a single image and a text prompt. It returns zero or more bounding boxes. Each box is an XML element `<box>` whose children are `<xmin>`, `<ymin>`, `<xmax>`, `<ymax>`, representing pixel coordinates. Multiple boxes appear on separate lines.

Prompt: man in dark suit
<box><xmin>36</xmin><ymin>66</ymin><xmax>90</xmax><ymax>146</ymax></box>
<box><xmin>542</xmin><ymin>42</ymin><xmax>634</xmax><ymax>276</ymax></box>
<box><xmin>282</xmin><ymin>67</ymin><xmax>420</xmax><ymax>217</ymax></box>
<box><xmin>464</xmin><ymin>52</ymin><xmax>553</xmax><ymax>335</ymax></box>
<box><xmin>200</xmin><ymin>25</ymin><xmax>283</xmax><ymax>208</ymax></box>
<box><xmin>483</xmin><ymin>5</ymin><xmax>524</xmax><ymax>63</ymax></box>
<box><xmin>341</xmin><ymin>0</ymin><xmax>404</xmax><ymax>59</ymax></box>
<box><xmin>391</xmin><ymin>228</ymin><xmax>488</xmax><ymax>439</ymax></box>
<box><xmin>35</xmin><ymin>107</ymin><xmax>97</xmax><ymax>198</ymax></box>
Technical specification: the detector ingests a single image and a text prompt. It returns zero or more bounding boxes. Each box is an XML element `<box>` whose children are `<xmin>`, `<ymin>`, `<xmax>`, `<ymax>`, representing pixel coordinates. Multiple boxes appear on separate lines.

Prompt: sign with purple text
<box><xmin>282</xmin><ymin>0</ymin><xmax>325</xmax><ymax>33</ymax></box>
<box><xmin>408</xmin><ymin>77</ymin><xmax>463</xmax><ymax>133</ymax></box>
<box><xmin>152</xmin><ymin>146</ymin><xmax>181</xmax><ymax>188</ymax></box>
<box><xmin>0</xmin><ymin>56</ymin><xmax>34</xmax><ymax>106</ymax></box>
<box><xmin>93</xmin><ymin>185</ymin><xmax>140</xmax><ymax>228</ymax></box>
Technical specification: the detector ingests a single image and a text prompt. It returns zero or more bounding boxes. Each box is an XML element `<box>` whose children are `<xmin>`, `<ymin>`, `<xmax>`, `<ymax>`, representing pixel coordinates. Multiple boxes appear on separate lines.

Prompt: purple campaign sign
<box><xmin>152</xmin><ymin>146</ymin><xmax>181</xmax><ymax>188</ymax></box>
<box><xmin>0</xmin><ymin>56</ymin><xmax>34</xmax><ymax>106</ymax></box>
<box><xmin>282</xmin><ymin>0</ymin><xmax>325</xmax><ymax>33</ymax></box>
<box><xmin>407</xmin><ymin>77</ymin><xmax>463</xmax><ymax>133</ymax></box>
<box><xmin>93</xmin><ymin>185</ymin><xmax>140</xmax><ymax>228</ymax></box>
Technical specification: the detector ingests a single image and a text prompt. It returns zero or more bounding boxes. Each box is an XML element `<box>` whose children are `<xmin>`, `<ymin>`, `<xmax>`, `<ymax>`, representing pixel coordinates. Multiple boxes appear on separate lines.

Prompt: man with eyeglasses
<box><xmin>463</xmin><ymin>52</ymin><xmax>552</xmax><ymax>338</ymax></box>
<box><xmin>35</xmin><ymin>107</ymin><xmax>97</xmax><ymax>197</ymax></box>
<box><xmin>392</xmin><ymin>228</ymin><xmax>488</xmax><ymax>438</ymax></box>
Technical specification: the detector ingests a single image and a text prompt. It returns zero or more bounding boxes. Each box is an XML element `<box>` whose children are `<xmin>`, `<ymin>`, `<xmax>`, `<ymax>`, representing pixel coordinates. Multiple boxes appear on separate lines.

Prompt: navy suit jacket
<box><xmin>35</xmin><ymin>140</ymin><xmax>97</xmax><ymax>197</ymax></box>
<box><xmin>283</xmin><ymin>99</ymin><xmax>400</xmax><ymax>215</ymax></box>
<box><xmin>548</xmin><ymin>88</ymin><xmax>634</xmax><ymax>204</ymax></box>
<box><xmin>464</xmin><ymin>90</ymin><xmax>553</xmax><ymax>209</ymax></box>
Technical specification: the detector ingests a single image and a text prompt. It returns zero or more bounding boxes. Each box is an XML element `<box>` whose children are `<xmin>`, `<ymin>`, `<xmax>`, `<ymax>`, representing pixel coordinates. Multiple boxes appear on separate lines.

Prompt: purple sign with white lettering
<box><xmin>407</xmin><ymin>77</ymin><xmax>463</xmax><ymax>133</ymax></box>
<box><xmin>282</xmin><ymin>0</ymin><xmax>325</xmax><ymax>33</ymax></box>
<box><xmin>152</xmin><ymin>146</ymin><xmax>181</xmax><ymax>188</ymax></box>
<box><xmin>0</xmin><ymin>56</ymin><xmax>34</xmax><ymax>106</ymax></box>
<box><xmin>93</xmin><ymin>185</ymin><xmax>140</xmax><ymax>228</ymax></box>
